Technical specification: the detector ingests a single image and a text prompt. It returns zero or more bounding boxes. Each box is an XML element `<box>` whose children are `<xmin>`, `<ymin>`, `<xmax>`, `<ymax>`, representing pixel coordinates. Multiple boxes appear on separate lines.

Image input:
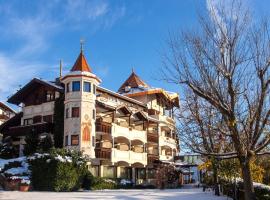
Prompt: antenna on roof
<box><xmin>132</xmin><ymin>67</ymin><xmax>135</xmax><ymax>73</ymax></box>
<box><xmin>80</xmin><ymin>38</ymin><xmax>85</xmax><ymax>53</ymax></box>
<box><xmin>59</xmin><ymin>59</ymin><xmax>63</xmax><ymax>78</ymax></box>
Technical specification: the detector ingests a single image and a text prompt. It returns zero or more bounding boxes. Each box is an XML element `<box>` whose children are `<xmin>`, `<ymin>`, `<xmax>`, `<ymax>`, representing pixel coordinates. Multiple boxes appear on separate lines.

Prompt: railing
<box><xmin>96</xmin><ymin>122</ymin><xmax>112</xmax><ymax>134</ymax></box>
<box><xmin>147</xmin><ymin>132</ymin><xmax>158</xmax><ymax>143</ymax></box>
<box><xmin>111</xmin><ymin>148</ymin><xmax>147</xmax><ymax>165</ymax></box>
<box><xmin>95</xmin><ymin>148</ymin><xmax>111</xmax><ymax>159</ymax></box>
<box><xmin>0</xmin><ymin>114</ymin><xmax>9</xmax><ymax>120</ymax></box>
<box><xmin>147</xmin><ymin>154</ymin><xmax>159</xmax><ymax>165</ymax></box>
<box><xmin>7</xmin><ymin>122</ymin><xmax>53</xmax><ymax>136</ymax></box>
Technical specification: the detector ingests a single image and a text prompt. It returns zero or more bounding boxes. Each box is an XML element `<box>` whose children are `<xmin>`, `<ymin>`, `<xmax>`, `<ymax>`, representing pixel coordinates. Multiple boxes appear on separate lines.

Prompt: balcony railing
<box><xmin>95</xmin><ymin>147</ymin><xmax>111</xmax><ymax>160</ymax></box>
<box><xmin>147</xmin><ymin>154</ymin><xmax>159</xmax><ymax>165</ymax></box>
<box><xmin>96</xmin><ymin>122</ymin><xmax>112</xmax><ymax>134</ymax></box>
<box><xmin>7</xmin><ymin>122</ymin><xmax>53</xmax><ymax>136</ymax></box>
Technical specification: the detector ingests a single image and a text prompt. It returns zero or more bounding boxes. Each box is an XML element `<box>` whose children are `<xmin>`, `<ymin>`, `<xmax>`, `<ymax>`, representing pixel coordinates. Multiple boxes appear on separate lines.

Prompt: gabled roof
<box><xmin>118</xmin><ymin>71</ymin><xmax>149</xmax><ymax>93</ymax></box>
<box><xmin>71</xmin><ymin>51</ymin><xmax>92</xmax><ymax>72</ymax></box>
<box><xmin>8</xmin><ymin>78</ymin><xmax>64</xmax><ymax>105</ymax></box>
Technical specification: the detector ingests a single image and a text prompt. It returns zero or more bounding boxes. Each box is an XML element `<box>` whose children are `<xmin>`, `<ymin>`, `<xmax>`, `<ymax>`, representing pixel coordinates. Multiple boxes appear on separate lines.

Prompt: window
<box><xmin>65</xmin><ymin>108</ymin><xmax>69</xmax><ymax>118</ymax></box>
<box><xmin>24</xmin><ymin>118</ymin><xmax>33</xmax><ymax>125</ymax></box>
<box><xmin>83</xmin><ymin>82</ymin><xmax>91</xmax><ymax>92</ymax></box>
<box><xmin>92</xmin><ymin>109</ymin><xmax>96</xmax><ymax>120</ymax></box>
<box><xmin>33</xmin><ymin>115</ymin><xmax>42</xmax><ymax>124</ymax></box>
<box><xmin>66</xmin><ymin>83</ymin><xmax>70</xmax><ymax>93</ymax></box>
<box><xmin>72</xmin><ymin>81</ymin><xmax>80</xmax><ymax>92</ymax></box>
<box><xmin>71</xmin><ymin>135</ymin><xmax>79</xmax><ymax>146</ymax></box>
<box><xmin>72</xmin><ymin>107</ymin><xmax>80</xmax><ymax>118</ymax></box>
<box><xmin>65</xmin><ymin>135</ymin><xmax>69</xmax><ymax>146</ymax></box>
<box><xmin>43</xmin><ymin>115</ymin><xmax>53</xmax><ymax>123</ymax></box>
<box><xmin>103</xmin><ymin>166</ymin><xmax>115</xmax><ymax>178</ymax></box>
<box><xmin>93</xmin><ymin>84</ymin><xmax>96</xmax><ymax>94</ymax></box>
<box><xmin>46</xmin><ymin>91</ymin><xmax>55</xmax><ymax>101</ymax></box>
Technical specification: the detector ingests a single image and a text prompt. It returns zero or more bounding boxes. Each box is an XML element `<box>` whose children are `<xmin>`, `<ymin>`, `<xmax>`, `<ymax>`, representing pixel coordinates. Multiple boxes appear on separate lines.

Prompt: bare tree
<box><xmin>178</xmin><ymin>90</ymin><xmax>232</xmax><ymax>195</ymax></box>
<box><xmin>162</xmin><ymin>1</ymin><xmax>270</xmax><ymax>199</ymax></box>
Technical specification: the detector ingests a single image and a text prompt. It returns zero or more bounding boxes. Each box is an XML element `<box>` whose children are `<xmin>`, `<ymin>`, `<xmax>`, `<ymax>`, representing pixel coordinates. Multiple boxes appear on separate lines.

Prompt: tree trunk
<box><xmin>212</xmin><ymin>160</ymin><xmax>220</xmax><ymax>196</ymax></box>
<box><xmin>240</xmin><ymin>159</ymin><xmax>256</xmax><ymax>200</ymax></box>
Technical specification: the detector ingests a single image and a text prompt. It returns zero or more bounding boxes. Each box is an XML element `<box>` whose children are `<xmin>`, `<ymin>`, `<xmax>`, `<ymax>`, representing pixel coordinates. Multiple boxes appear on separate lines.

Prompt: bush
<box><xmin>91</xmin><ymin>177</ymin><xmax>117</xmax><ymax>190</ymax></box>
<box><xmin>28</xmin><ymin>148</ymin><xmax>93</xmax><ymax>191</ymax></box>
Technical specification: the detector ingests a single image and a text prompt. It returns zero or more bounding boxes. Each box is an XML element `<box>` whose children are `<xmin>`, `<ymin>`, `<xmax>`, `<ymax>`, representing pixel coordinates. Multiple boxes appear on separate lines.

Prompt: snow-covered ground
<box><xmin>1</xmin><ymin>188</ymin><xmax>231</xmax><ymax>200</ymax></box>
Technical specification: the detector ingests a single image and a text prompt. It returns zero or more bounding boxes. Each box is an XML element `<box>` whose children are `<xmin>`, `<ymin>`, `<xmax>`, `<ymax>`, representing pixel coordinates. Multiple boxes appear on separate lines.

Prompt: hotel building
<box><xmin>0</xmin><ymin>49</ymin><xmax>180</xmax><ymax>185</ymax></box>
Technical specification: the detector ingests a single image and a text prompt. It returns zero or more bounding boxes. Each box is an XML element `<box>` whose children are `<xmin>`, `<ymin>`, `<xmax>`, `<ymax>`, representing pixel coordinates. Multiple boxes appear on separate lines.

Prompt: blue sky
<box><xmin>0</xmin><ymin>0</ymin><xmax>270</xmax><ymax>108</ymax></box>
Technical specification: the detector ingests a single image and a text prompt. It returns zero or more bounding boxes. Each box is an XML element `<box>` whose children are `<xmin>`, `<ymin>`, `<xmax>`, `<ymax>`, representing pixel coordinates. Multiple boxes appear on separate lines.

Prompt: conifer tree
<box><xmin>53</xmin><ymin>94</ymin><xmax>64</xmax><ymax>148</ymax></box>
<box><xmin>23</xmin><ymin>130</ymin><xmax>40</xmax><ymax>156</ymax></box>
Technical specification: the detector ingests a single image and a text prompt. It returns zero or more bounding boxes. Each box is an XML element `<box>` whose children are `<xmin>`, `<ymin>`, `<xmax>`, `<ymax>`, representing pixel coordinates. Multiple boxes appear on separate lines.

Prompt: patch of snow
<box><xmin>0</xmin><ymin>188</ymin><xmax>231</xmax><ymax>200</ymax></box>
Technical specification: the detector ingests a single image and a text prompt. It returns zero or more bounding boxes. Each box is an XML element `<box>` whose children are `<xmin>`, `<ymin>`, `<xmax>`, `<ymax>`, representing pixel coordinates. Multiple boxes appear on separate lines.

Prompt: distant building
<box><xmin>0</xmin><ymin>102</ymin><xmax>16</xmax><ymax>142</ymax></box>
<box><xmin>175</xmin><ymin>153</ymin><xmax>204</xmax><ymax>184</ymax></box>
<box><xmin>0</xmin><ymin>48</ymin><xmax>180</xmax><ymax>186</ymax></box>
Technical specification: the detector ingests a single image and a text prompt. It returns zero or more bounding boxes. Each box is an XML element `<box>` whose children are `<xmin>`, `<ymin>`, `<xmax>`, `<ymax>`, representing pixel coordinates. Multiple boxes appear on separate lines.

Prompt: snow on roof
<box><xmin>35</xmin><ymin>77</ymin><xmax>63</xmax><ymax>90</ymax></box>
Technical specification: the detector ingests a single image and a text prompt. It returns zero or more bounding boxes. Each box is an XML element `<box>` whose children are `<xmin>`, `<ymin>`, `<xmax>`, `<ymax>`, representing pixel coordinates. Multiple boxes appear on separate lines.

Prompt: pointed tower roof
<box><xmin>118</xmin><ymin>70</ymin><xmax>149</xmax><ymax>92</ymax></box>
<box><xmin>71</xmin><ymin>51</ymin><xmax>92</xmax><ymax>72</ymax></box>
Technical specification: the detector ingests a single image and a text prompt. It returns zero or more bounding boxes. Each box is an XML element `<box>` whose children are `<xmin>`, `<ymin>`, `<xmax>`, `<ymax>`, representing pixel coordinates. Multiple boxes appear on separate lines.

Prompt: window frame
<box><xmin>72</xmin><ymin>107</ymin><xmax>80</xmax><ymax>118</ymax></box>
<box><xmin>71</xmin><ymin>135</ymin><xmax>79</xmax><ymax>146</ymax></box>
<box><xmin>83</xmin><ymin>81</ymin><xmax>91</xmax><ymax>93</ymax></box>
<box><xmin>72</xmin><ymin>81</ymin><xmax>81</xmax><ymax>92</ymax></box>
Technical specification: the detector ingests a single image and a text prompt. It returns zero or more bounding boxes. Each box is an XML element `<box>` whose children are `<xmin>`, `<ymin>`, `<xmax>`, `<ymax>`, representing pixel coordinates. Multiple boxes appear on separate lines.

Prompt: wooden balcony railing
<box><xmin>147</xmin><ymin>154</ymin><xmax>159</xmax><ymax>165</ymax></box>
<box><xmin>7</xmin><ymin>122</ymin><xmax>53</xmax><ymax>136</ymax></box>
<box><xmin>147</xmin><ymin>132</ymin><xmax>158</xmax><ymax>143</ymax></box>
<box><xmin>95</xmin><ymin>148</ymin><xmax>111</xmax><ymax>160</ymax></box>
<box><xmin>96</xmin><ymin>122</ymin><xmax>112</xmax><ymax>134</ymax></box>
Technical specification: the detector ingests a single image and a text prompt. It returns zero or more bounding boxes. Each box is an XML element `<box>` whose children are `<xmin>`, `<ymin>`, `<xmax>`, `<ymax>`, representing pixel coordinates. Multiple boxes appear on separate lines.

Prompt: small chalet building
<box><xmin>0</xmin><ymin>102</ymin><xmax>15</xmax><ymax>126</ymax></box>
<box><xmin>0</xmin><ymin>48</ymin><xmax>180</xmax><ymax>185</ymax></box>
<box><xmin>0</xmin><ymin>102</ymin><xmax>16</xmax><ymax>143</ymax></box>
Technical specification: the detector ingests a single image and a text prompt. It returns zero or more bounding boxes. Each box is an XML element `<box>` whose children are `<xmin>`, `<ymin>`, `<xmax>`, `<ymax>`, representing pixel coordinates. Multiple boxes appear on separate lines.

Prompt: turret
<box><xmin>61</xmin><ymin>47</ymin><xmax>101</xmax><ymax>158</ymax></box>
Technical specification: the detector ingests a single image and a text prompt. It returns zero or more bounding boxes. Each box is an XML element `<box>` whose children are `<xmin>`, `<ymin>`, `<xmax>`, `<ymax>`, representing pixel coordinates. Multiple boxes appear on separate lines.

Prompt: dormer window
<box><xmin>72</xmin><ymin>81</ymin><xmax>80</xmax><ymax>92</ymax></box>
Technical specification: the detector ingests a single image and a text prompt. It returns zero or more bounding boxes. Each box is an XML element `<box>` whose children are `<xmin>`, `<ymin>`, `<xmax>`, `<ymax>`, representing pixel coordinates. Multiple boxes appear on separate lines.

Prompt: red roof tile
<box><xmin>118</xmin><ymin>71</ymin><xmax>149</xmax><ymax>92</ymax></box>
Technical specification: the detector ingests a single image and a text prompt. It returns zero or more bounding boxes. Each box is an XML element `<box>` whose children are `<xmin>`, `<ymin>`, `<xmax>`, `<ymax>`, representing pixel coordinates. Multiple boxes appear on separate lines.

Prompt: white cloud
<box><xmin>0</xmin><ymin>52</ymin><xmax>50</xmax><ymax>102</ymax></box>
<box><xmin>0</xmin><ymin>0</ymin><xmax>126</xmax><ymax>104</ymax></box>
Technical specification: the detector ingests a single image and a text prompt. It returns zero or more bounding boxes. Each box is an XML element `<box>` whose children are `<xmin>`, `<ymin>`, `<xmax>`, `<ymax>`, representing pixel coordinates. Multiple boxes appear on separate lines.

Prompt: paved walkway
<box><xmin>1</xmin><ymin>187</ymin><xmax>231</xmax><ymax>200</ymax></box>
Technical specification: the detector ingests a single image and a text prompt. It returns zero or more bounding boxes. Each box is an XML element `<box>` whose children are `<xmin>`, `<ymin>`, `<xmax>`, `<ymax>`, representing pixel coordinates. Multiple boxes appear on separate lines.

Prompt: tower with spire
<box><xmin>61</xmin><ymin>44</ymin><xmax>101</xmax><ymax>157</ymax></box>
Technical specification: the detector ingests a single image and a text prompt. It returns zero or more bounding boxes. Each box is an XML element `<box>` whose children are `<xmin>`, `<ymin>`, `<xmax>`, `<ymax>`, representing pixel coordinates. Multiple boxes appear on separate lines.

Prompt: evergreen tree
<box><xmin>0</xmin><ymin>137</ymin><xmax>16</xmax><ymax>159</ymax></box>
<box><xmin>53</xmin><ymin>93</ymin><xmax>64</xmax><ymax>148</ymax></box>
<box><xmin>23</xmin><ymin>130</ymin><xmax>40</xmax><ymax>156</ymax></box>
<box><xmin>40</xmin><ymin>135</ymin><xmax>53</xmax><ymax>152</ymax></box>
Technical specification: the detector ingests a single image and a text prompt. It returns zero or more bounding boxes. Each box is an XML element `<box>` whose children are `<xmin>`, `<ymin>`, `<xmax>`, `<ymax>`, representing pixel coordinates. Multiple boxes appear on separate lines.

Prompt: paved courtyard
<box><xmin>1</xmin><ymin>188</ymin><xmax>231</xmax><ymax>200</ymax></box>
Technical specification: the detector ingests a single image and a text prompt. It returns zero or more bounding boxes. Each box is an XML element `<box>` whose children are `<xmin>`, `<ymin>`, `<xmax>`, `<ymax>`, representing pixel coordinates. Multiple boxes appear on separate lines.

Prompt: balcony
<box><xmin>111</xmin><ymin>148</ymin><xmax>147</xmax><ymax>166</ymax></box>
<box><xmin>96</xmin><ymin>122</ymin><xmax>112</xmax><ymax>134</ymax></box>
<box><xmin>147</xmin><ymin>132</ymin><xmax>158</xmax><ymax>143</ymax></box>
<box><xmin>95</xmin><ymin>148</ymin><xmax>111</xmax><ymax>160</ymax></box>
<box><xmin>147</xmin><ymin>154</ymin><xmax>159</xmax><ymax>165</ymax></box>
<box><xmin>0</xmin><ymin>114</ymin><xmax>9</xmax><ymax>120</ymax></box>
<box><xmin>7</xmin><ymin>122</ymin><xmax>53</xmax><ymax>136</ymax></box>
<box><xmin>159</xmin><ymin>154</ymin><xmax>174</xmax><ymax>162</ymax></box>
<box><xmin>112</xmin><ymin>124</ymin><xmax>146</xmax><ymax>142</ymax></box>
